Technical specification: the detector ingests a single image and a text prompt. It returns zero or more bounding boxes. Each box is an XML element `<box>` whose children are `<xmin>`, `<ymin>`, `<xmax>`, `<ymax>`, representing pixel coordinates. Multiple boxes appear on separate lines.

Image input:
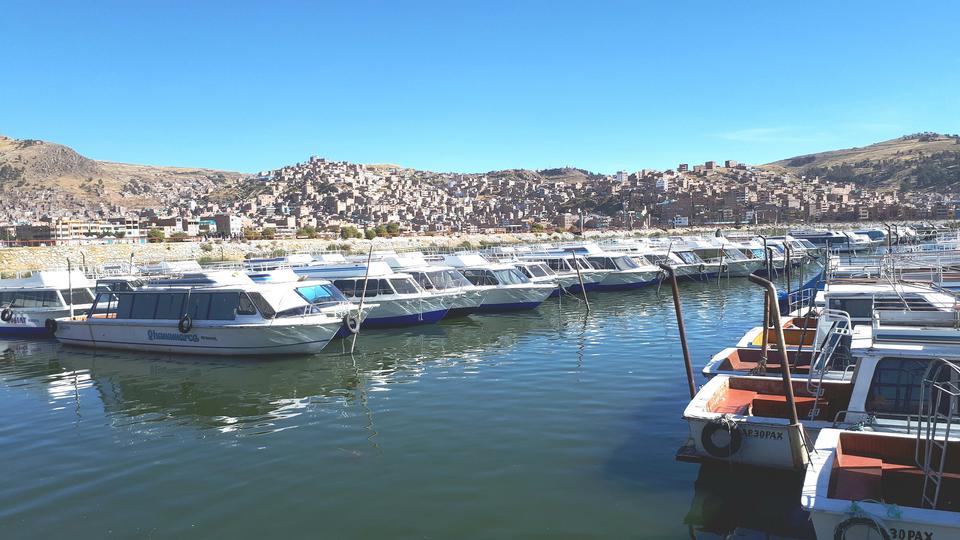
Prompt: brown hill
<box><xmin>0</xmin><ymin>135</ymin><xmax>245</xmax><ymax>215</ymax></box>
<box><xmin>763</xmin><ymin>132</ymin><xmax>960</xmax><ymax>192</ymax></box>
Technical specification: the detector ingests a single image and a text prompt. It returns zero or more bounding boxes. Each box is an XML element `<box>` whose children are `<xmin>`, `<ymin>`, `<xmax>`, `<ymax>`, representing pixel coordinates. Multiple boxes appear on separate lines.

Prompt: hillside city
<box><xmin>4</xmin><ymin>142</ymin><xmax>958</xmax><ymax>246</ymax></box>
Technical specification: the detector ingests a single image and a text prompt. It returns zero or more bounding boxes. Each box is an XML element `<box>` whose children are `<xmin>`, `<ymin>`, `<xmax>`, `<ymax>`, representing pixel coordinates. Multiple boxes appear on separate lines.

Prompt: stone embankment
<box><xmin>0</xmin><ymin>225</ymin><xmax>796</xmax><ymax>275</ymax></box>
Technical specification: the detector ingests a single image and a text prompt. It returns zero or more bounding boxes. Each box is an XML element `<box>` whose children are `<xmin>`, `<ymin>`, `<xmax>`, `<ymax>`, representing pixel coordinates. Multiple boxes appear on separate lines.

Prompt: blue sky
<box><xmin>2</xmin><ymin>1</ymin><xmax>958</xmax><ymax>174</ymax></box>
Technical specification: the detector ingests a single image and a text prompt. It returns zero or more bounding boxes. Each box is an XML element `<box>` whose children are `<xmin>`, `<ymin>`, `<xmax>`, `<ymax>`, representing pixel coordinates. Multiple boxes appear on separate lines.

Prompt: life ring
<box><xmin>178</xmin><ymin>314</ymin><xmax>193</xmax><ymax>334</ymax></box>
<box><xmin>701</xmin><ymin>417</ymin><xmax>743</xmax><ymax>458</ymax></box>
<box><xmin>0</xmin><ymin>308</ymin><xmax>11</xmax><ymax>322</ymax></box>
<box><xmin>833</xmin><ymin>517</ymin><xmax>890</xmax><ymax>540</ymax></box>
<box><xmin>345</xmin><ymin>314</ymin><xmax>360</xmax><ymax>334</ymax></box>
<box><xmin>698</xmin><ymin>264</ymin><xmax>705</xmax><ymax>273</ymax></box>
<box><xmin>44</xmin><ymin>318</ymin><xmax>58</xmax><ymax>333</ymax></box>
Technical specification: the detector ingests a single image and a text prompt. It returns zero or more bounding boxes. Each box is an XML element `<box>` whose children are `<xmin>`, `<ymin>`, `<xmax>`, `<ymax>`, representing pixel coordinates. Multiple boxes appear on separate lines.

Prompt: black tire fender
<box><xmin>345</xmin><ymin>314</ymin><xmax>360</xmax><ymax>334</ymax></box>
<box><xmin>701</xmin><ymin>417</ymin><xmax>743</xmax><ymax>458</ymax></box>
<box><xmin>178</xmin><ymin>314</ymin><xmax>193</xmax><ymax>334</ymax></box>
<box><xmin>833</xmin><ymin>517</ymin><xmax>890</xmax><ymax>540</ymax></box>
<box><xmin>0</xmin><ymin>308</ymin><xmax>11</xmax><ymax>322</ymax></box>
<box><xmin>45</xmin><ymin>318</ymin><xmax>58</xmax><ymax>334</ymax></box>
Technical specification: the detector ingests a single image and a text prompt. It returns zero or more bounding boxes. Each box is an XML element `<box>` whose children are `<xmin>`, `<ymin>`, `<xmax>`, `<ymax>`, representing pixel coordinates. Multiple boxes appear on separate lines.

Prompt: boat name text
<box><xmin>147</xmin><ymin>330</ymin><xmax>200</xmax><ymax>343</ymax></box>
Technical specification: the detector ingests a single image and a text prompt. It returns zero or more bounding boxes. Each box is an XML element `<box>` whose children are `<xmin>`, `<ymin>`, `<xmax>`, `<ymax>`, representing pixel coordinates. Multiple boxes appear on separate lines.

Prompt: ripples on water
<box><xmin>0</xmin><ymin>276</ymin><xmax>818</xmax><ymax>539</ymax></box>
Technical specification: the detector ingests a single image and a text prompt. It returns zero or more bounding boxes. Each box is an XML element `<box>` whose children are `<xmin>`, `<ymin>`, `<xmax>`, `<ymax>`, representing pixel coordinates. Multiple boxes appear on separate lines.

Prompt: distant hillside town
<box><xmin>1</xmin><ymin>133</ymin><xmax>958</xmax><ymax>246</ymax></box>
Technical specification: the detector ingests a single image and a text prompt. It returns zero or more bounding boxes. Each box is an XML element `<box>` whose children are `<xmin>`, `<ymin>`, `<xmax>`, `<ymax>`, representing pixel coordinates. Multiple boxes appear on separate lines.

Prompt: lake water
<box><xmin>0</xmin><ymin>275</ymin><xmax>819</xmax><ymax>539</ymax></box>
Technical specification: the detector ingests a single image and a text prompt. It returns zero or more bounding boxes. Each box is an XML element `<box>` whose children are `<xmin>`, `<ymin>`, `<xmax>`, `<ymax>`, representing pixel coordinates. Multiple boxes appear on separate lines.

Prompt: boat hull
<box><xmin>54</xmin><ymin>318</ymin><xmax>341</xmax><ymax>356</ymax></box>
<box><xmin>0</xmin><ymin>307</ymin><xmax>81</xmax><ymax>337</ymax></box>
<box><xmin>595</xmin><ymin>269</ymin><xmax>660</xmax><ymax>291</ymax></box>
<box><xmin>476</xmin><ymin>284</ymin><xmax>553</xmax><ymax>312</ymax></box>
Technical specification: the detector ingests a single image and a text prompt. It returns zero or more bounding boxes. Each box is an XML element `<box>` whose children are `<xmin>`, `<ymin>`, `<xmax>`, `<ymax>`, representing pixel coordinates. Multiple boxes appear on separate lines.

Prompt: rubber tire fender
<box><xmin>0</xmin><ymin>308</ymin><xmax>11</xmax><ymax>322</ymax></box>
<box><xmin>44</xmin><ymin>318</ymin><xmax>58</xmax><ymax>334</ymax></box>
<box><xmin>833</xmin><ymin>517</ymin><xmax>891</xmax><ymax>540</ymax></box>
<box><xmin>700</xmin><ymin>418</ymin><xmax>743</xmax><ymax>458</ymax></box>
<box><xmin>178</xmin><ymin>314</ymin><xmax>193</xmax><ymax>334</ymax></box>
<box><xmin>345</xmin><ymin>314</ymin><xmax>360</xmax><ymax>334</ymax></box>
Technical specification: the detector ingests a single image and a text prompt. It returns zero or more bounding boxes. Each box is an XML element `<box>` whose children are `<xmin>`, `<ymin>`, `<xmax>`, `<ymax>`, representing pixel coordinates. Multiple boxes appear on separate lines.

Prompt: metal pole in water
<box><xmin>783</xmin><ymin>243</ymin><xmax>792</xmax><ymax>310</ymax></box>
<box><xmin>572</xmin><ymin>253</ymin><xmax>590</xmax><ymax>312</ymax></box>
<box><xmin>717</xmin><ymin>248</ymin><xmax>725</xmax><ymax>286</ymax></box>
<box><xmin>351</xmin><ymin>243</ymin><xmax>375</xmax><ymax>354</ymax></box>
<box><xmin>748</xmin><ymin>274</ymin><xmax>800</xmax><ymax>426</ymax></box>
<box><xmin>67</xmin><ymin>258</ymin><xmax>74</xmax><ymax>318</ymax></box>
<box><xmin>659</xmin><ymin>263</ymin><xmax>696</xmax><ymax>399</ymax></box>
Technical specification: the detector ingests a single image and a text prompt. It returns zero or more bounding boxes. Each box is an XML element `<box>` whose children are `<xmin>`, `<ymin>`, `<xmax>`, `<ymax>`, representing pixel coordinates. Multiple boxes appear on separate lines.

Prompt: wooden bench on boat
<box><xmin>830</xmin><ymin>432</ymin><xmax>960</xmax><ymax>511</ymax></box>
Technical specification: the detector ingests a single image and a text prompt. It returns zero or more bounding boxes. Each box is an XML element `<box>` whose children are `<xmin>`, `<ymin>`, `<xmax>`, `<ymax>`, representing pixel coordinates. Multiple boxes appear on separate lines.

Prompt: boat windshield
<box><xmin>722</xmin><ymin>248</ymin><xmax>748</xmax><ymax>261</ymax></box>
<box><xmin>296</xmin><ymin>284</ymin><xmax>348</xmax><ymax>304</ymax></box>
<box><xmin>60</xmin><ymin>288</ymin><xmax>96</xmax><ymax>305</ymax></box>
<box><xmin>493</xmin><ymin>268</ymin><xmax>531</xmax><ymax>285</ymax></box>
<box><xmin>674</xmin><ymin>251</ymin><xmax>704</xmax><ymax>264</ymax></box>
<box><xmin>389</xmin><ymin>278</ymin><xmax>421</xmax><ymax>295</ymax></box>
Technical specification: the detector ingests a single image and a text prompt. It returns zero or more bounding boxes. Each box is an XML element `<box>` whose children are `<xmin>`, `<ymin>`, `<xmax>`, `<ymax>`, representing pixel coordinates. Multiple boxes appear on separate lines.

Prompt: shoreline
<box><xmin>0</xmin><ymin>223</ymin><xmax>949</xmax><ymax>274</ymax></box>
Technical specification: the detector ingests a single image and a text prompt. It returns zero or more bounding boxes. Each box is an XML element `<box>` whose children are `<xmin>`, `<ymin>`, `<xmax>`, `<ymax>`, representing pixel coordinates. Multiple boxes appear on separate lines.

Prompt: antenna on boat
<box><xmin>350</xmin><ymin>242</ymin><xmax>375</xmax><ymax>354</ymax></box>
<box><xmin>658</xmin><ymin>263</ymin><xmax>696</xmax><ymax>399</ymax></box>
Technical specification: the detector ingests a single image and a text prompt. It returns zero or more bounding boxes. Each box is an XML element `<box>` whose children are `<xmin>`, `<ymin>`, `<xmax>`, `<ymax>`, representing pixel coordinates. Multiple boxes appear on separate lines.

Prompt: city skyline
<box><xmin>2</xmin><ymin>2</ymin><xmax>958</xmax><ymax>174</ymax></box>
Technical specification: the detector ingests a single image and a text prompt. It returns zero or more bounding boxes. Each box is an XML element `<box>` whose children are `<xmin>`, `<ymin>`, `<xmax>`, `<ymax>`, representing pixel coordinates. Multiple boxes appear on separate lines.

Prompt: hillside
<box><xmin>0</xmin><ymin>135</ymin><xmax>245</xmax><ymax>216</ymax></box>
<box><xmin>764</xmin><ymin>132</ymin><xmax>960</xmax><ymax>192</ymax></box>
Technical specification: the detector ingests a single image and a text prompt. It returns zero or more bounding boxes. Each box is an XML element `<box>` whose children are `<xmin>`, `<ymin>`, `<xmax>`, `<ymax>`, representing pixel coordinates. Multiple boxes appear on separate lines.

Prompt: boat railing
<box><xmin>916</xmin><ymin>358</ymin><xmax>960</xmax><ymax>509</ymax></box>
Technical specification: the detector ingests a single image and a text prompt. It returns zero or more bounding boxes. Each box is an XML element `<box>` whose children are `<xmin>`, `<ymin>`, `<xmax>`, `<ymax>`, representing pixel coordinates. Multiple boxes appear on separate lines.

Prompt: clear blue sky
<box><xmin>2</xmin><ymin>1</ymin><xmax>958</xmax><ymax>174</ymax></box>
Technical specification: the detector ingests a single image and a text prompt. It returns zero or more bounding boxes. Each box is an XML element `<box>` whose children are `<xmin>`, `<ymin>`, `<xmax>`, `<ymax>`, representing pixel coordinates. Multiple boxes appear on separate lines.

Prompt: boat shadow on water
<box><xmin>684</xmin><ymin>464</ymin><xmax>815</xmax><ymax>540</ymax></box>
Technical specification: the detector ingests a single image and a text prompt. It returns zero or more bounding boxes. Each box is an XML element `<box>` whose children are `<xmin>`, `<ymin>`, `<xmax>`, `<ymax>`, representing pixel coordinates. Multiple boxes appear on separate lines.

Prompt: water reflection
<box><xmin>685</xmin><ymin>465</ymin><xmax>815</xmax><ymax>539</ymax></box>
<box><xmin>0</xmin><ymin>276</ymin><xmax>819</xmax><ymax>538</ymax></box>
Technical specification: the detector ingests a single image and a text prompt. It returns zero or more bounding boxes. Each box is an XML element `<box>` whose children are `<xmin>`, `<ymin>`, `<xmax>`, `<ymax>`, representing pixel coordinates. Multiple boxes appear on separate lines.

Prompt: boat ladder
<box><xmin>806</xmin><ymin>309</ymin><xmax>853</xmax><ymax>420</ymax></box>
<box><xmin>915</xmin><ymin>358</ymin><xmax>960</xmax><ymax>510</ymax></box>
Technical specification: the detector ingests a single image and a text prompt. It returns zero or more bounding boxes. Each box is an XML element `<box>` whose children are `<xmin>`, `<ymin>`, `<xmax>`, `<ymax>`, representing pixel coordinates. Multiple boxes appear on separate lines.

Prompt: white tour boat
<box><xmin>53</xmin><ymin>271</ymin><xmax>357</xmax><ymax>355</ymax></box>
<box><xmin>440</xmin><ymin>253</ymin><xmax>555</xmax><ymax>311</ymax></box>
<box><xmin>0</xmin><ymin>270</ymin><xmax>96</xmax><ymax>337</ymax></box>
<box><xmin>295</xmin><ymin>255</ymin><xmax>451</xmax><ymax>327</ymax></box>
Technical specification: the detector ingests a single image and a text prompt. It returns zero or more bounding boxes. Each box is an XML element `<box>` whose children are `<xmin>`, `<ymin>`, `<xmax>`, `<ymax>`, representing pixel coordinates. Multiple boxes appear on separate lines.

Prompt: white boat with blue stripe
<box><xmin>438</xmin><ymin>253</ymin><xmax>555</xmax><ymax>311</ymax></box>
<box><xmin>53</xmin><ymin>271</ymin><xmax>356</xmax><ymax>355</ymax></box>
<box><xmin>292</xmin><ymin>255</ymin><xmax>451</xmax><ymax>327</ymax></box>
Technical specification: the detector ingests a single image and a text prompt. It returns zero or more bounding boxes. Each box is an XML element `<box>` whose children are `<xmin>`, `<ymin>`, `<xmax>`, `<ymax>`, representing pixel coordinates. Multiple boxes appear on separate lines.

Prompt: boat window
<box><xmin>390</xmin><ymin>278</ymin><xmax>420</xmax><ymax>295</ymax></box>
<box><xmin>865</xmin><ymin>357</ymin><xmax>934</xmax><ymax>416</ymax></box>
<box><xmin>574</xmin><ymin>258</ymin><xmax>592</xmax><ymax>270</ymax></box>
<box><xmin>154</xmin><ymin>293</ymin><xmax>186</xmax><ymax>319</ymax></box>
<box><xmin>207</xmin><ymin>293</ymin><xmax>240</xmax><ymax>320</ymax></box>
<box><xmin>185</xmin><ymin>294</ymin><xmax>212</xmax><ymax>319</ymax></box>
<box><xmin>333</xmin><ymin>280</ymin><xmax>356</xmax><ymax>297</ymax></box>
<box><xmin>827</xmin><ymin>298</ymin><xmax>873</xmax><ymax>319</ymax></box>
<box><xmin>354</xmin><ymin>279</ymin><xmax>378</xmax><ymax>298</ymax></box>
<box><xmin>238</xmin><ymin>293</ymin><xmax>258</xmax><ymax>315</ymax></box>
<box><xmin>0</xmin><ymin>290</ymin><xmax>61</xmax><ymax>308</ymax></box>
<box><xmin>130</xmin><ymin>293</ymin><xmax>160</xmax><ymax>319</ymax></box>
<box><xmin>519</xmin><ymin>267</ymin><xmax>534</xmax><ymax>279</ymax></box>
<box><xmin>59</xmin><ymin>288</ymin><xmax>95</xmax><ymax>305</ymax></box>
<box><xmin>114</xmin><ymin>293</ymin><xmax>134</xmax><ymax>319</ymax></box>
<box><xmin>248</xmin><ymin>292</ymin><xmax>276</xmax><ymax>318</ymax></box>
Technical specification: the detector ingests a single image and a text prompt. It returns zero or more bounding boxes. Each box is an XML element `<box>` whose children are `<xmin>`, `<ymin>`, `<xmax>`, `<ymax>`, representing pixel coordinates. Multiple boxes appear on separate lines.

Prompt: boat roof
<box><xmin>0</xmin><ymin>270</ymin><xmax>93</xmax><ymax>289</ymax></box>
